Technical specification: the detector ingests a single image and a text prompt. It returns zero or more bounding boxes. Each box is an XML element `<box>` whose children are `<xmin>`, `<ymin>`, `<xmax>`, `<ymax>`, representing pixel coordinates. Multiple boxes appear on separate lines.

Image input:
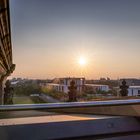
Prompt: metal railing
<box><xmin>0</xmin><ymin>99</ymin><xmax>140</xmax><ymax>117</ymax></box>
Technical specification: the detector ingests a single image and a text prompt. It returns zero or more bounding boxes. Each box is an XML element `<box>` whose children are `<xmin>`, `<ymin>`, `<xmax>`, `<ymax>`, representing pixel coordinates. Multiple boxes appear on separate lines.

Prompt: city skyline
<box><xmin>10</xmin><ymin>0</ymin><xmax>140</xmax><ymax>79</ymax></box>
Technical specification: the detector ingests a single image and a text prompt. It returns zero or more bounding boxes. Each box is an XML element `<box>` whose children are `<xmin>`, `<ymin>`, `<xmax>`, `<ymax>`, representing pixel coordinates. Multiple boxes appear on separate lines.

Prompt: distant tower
<box><xmin>120</xmin><ymin>80</ymin><xmax>129</xmax><ymax>96</ymax></box>
<box><xmin>68</xmin><ymin>80</ymin><xmax>77</xmax><ymax>102</ymax></box>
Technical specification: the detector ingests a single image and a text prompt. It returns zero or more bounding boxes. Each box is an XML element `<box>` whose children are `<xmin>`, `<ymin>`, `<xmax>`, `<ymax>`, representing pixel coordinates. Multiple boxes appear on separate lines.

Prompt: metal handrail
<box><xmin>1</xmin><ymin>99</ymin><xmax>140</xmax><ymax>111</ymax></box>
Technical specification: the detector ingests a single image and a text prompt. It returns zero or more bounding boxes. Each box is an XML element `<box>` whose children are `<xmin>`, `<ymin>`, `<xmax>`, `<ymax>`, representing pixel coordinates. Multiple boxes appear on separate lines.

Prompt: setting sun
<box><xmin>78</xmin><ymin>57</ymin><xmax>87</xmax><ymax>66</ymax></box>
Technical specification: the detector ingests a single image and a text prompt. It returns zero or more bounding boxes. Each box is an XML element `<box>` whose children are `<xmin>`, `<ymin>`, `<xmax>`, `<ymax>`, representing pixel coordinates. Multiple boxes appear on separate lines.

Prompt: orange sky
<box><xmin>10</xmin><ymin>0</ymin><xmax>140</xmax><ymax>79</ymax></box>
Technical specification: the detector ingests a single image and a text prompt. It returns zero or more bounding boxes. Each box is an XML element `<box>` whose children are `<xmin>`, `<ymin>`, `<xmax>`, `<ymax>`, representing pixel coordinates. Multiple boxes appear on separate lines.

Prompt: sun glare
<box><xmin>78</xmin><ymin>57</ymin><xmax>87</xmax><ymax>66</ymax></box>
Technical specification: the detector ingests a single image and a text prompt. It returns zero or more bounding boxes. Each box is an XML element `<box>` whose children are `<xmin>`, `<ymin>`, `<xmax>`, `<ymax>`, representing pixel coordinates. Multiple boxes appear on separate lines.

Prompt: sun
<box><xmin>78</xmin><ymin>56</ymin><xmax>87</xmax><ymax>66</ymax></box>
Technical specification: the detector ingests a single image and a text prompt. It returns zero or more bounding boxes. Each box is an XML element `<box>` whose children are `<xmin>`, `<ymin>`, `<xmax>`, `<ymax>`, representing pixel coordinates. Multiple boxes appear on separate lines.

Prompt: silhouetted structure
<box><xmin>120</xmin><ymin>79</ymin><xmax>129</xmax><ymax>96</ymax></box>
<box><xmin>4</xmin><ymin>80</ymin><xmax>13</xmax><ymax>104</ymax></box>
<box><xmin>68</xmin><ymin>80</ymin><xmax>77</xmax><ymax>102</ymax></box>
<box><xmin>0</xmin><ymin>0</ymin><xmax>15</xmax><ymax>104</ymax></box>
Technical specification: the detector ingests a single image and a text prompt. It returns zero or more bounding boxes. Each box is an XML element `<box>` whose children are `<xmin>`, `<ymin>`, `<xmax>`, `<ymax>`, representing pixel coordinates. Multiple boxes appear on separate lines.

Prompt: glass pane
<box><xmin>4</xmin><ymin>0</ymin><xmax>140</xmax><ymax>105</ymax></box>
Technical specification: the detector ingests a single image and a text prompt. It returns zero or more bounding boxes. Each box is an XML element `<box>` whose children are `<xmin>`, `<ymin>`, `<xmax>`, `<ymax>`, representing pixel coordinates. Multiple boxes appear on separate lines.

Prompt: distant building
<box><xmin>43</xmin><ymin>77</ymin><xmax>85</xmax><ymax>93</ymax></box>
<box><xmin>43</xmin><ymin>77</ymin><xmax>110</xmax><ymax>93</ymax></box>
<box><xmin>45</xmin><ymin>83</ymin><xmax>66</xmax><ymax>93</ymax></box>
<box><xmin>85</xmin><ymin>84</ymin><xmax>109</xmax><ymax>92</ymax></box>
<box><xmin>120</xmin><ymin>79</ymin><xmax>140</xmax><ymax>86</ymax></box>
<box><xmin>118</xmin><ymin>79</ymin><xmax>140</xmax><ymax>96</ymax></box>
<box><xmin>128</xmin><ymin>86</ymin><xmax>140</xmax><ymax>96</ymax></box>
<box><xmin>44</xmin><ymin>77</ymin><xmax>85</xmax><ymax>93</ymax></box>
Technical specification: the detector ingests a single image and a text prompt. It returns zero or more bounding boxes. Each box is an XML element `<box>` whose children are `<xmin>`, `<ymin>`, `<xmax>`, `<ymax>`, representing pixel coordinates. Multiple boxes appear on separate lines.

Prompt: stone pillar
<box><xmin>4</xmin><ymin>80</ymin><xmax>14</xmax><ymax>104</ymax></box>
<box><xmin>0</xmin><ymin>76</ymin><xmax>6</xmax><ymax>105</ymax></box>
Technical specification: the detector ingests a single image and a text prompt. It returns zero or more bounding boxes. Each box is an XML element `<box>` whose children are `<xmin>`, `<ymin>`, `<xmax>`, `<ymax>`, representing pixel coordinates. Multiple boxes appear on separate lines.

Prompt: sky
<box><xmin>10</xmin><ymin>0</ymin><xmax>140</xmax><ymax>79</ymax></box>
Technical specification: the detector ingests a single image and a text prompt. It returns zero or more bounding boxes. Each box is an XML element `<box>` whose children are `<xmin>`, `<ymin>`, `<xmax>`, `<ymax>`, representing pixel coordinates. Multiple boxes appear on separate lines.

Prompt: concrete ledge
<box><xmin>0</xmin><ymin>115</ymin><xmax>140</xmax><ymax>140</ymax></box>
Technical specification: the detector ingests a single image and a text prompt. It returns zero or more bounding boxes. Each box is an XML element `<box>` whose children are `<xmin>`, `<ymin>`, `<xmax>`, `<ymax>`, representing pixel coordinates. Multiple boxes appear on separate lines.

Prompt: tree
<box><xmin>68</xmin><ymin>80</ymin><xmax>77</xmax><ymax>102</ymax></box>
